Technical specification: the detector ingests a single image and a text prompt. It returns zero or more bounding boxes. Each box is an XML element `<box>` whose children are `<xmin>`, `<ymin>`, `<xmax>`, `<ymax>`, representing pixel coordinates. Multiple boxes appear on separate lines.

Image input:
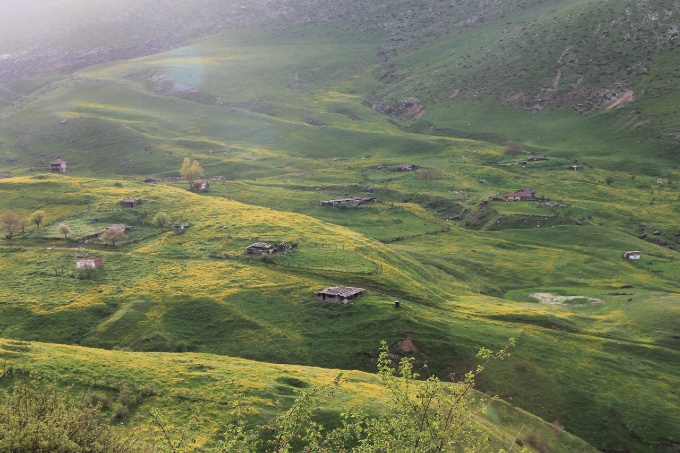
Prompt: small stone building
<box><xmin>120</xmin><ymin>197</ymin><xmax>142</xmax><ymax>208</ymax></box>
<box><xmin>314</xmin><ymin>286</ymin><xmax>366</xmax><ymax>304</ymax></box>
<box><xmin>623</xmin><ymin>251</ymin><xmax>641</xmax><ymax>260</ymax></box>
<box><xmin>246</xmin><ymin>242</ymin><xmax>276</xmax><ymax>254</ymax></box>
<box><xmin>507</xmin><ymin>188</ymin><xmax>536</xmax><ymax>201</ymax></box>
<box><xmin>49</xmin><ymin>158</ymin><xmax>67</xmax><ymax>173</ymax></box>
<box><xmin>76</xmin><ymin>257</ymin><xmax>103</xmax><ymax>269</ymax></box>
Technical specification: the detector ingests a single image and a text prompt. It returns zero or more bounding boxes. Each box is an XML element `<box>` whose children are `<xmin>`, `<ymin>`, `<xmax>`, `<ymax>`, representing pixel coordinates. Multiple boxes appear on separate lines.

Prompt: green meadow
<box><xmin>1</xmin><ymin>0</ymin><xmax>680</xmax><ymax>451</ymax></box>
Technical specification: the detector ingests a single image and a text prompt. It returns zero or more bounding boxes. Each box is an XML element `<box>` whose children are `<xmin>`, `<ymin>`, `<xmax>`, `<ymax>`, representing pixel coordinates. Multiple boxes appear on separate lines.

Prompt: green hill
<box><xmin>0</xmin><ymin>0</ymin><xmax>679</xmax><ymax>451</ymax></box>
<box><xmin>0</xmin><ymin>338</ymin><xmax>599</xmax><ymax>451</ymax></box>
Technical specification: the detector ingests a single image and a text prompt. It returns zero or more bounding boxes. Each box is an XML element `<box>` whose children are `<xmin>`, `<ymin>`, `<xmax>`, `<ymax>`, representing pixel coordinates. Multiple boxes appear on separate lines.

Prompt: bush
<box><xmin>0</xmin><ymin>375</ymin><xmax>139</xmax><ymax>452</ymax></box>
<box><xmin>210</xmin><ymin>339</ymin><xmax>515</xmax><ymax>452</ymax></box>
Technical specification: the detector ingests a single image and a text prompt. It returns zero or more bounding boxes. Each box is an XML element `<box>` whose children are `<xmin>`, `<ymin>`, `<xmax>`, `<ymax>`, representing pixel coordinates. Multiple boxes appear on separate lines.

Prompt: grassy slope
<box><xmin>0</xmin><ymin>1</ymin><xmax>679</xmax><ymax>451</ymax></box>
<box><xmin>1</xmin><ymin>174</ymin><xmax>679</xmax><ymax>451</ymax></box>
<box><xmin>0</xmin><ymin>338</ymin><xmax>597</xmax><ymax>452</ymax></box>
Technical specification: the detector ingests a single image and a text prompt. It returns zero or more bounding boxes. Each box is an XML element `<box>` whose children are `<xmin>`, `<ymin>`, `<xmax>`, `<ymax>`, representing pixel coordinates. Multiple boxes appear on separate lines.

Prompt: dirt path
<box><xmin>605</xmin><ymin>90</ymin><xmax>634</xmax><ymax>110</ymax></box>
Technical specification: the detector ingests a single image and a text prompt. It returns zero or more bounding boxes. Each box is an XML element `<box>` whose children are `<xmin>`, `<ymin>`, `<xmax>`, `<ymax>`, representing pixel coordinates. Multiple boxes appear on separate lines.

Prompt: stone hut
<box><xmin>49</xmin><ymin>158</ymin><xmax>67</xmax><ymax>173</ymax></box>
<box><xmin>76</xmin><ymin>257</ymin><xmax>103</xmax><ymax>269</ymax></box>
<box><xmin>120</xmin><ymin>198</ymin><xmax>142</xmax><ymax>208</ymax></box>
<box><xmin>314</xmin><ymin>286</ymin><xmax>366</xmax><ymax>304</ymax></box>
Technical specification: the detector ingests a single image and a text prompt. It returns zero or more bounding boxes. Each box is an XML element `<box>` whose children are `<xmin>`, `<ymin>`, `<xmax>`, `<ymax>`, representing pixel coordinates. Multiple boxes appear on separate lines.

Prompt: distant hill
<box><xmin>1</xmin><ymin>0</ymin><xmax>679</xmax><ymax>168</ymax></box>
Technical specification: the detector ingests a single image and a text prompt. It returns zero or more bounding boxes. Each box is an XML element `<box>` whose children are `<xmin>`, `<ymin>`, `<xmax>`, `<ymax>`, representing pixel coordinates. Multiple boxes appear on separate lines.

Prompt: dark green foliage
<box><xmin>0</xmin><ymin>376</ymin><xmax>140</xmax><ymax>452</ymax></box>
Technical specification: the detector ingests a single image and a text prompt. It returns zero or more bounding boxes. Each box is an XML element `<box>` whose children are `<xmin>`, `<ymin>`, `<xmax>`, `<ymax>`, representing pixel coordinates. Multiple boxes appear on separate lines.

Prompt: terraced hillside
<box><xmin>1</xmin><ymin>0</ymin><xmax>679</xmax><ymax>451</ymax></box>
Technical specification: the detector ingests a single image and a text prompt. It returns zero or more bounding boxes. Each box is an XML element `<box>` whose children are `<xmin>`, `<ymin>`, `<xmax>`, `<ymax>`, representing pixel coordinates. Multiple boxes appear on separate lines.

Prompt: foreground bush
<box><xmin>0</xmin><ymin>376</ymin><xmax>139</xmax><ymax>453</ymax></box>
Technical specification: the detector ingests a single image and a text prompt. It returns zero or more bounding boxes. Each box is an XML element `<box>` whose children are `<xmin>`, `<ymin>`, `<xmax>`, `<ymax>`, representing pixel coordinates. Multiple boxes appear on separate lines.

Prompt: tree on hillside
<box><xmin>0</xmin><ymin>211</ymin><xmax>22</xmax><ymax>239</ymax></box>
<box><xmin>180</xmin><ymin>158</ymin><xmax>204</xmax><ymax>190</ymax></box>
<box><xmin>52</xmin><ymin>259</ymin><xmax>68</xmax><ymax>277</ymax></box>
<box><xmin>29</xmin><ymin>210</ymin><xmax>46</xmax><ymax>228</ymax></box>
<box><xmin>152</xmin><ymin>211</ymin><xmax>170</xmax><ymax>231</ymax></box>
<box><xmin>421</xmin><ymin>167</ymin><xmax>444</xmax><ymax>182</ymax></box>
<box><xmin>504</xmin><ymin>140</ymin><xmax>524</xmax><ymax>156</ymax></box>
<box><xmin>100</xmin><ymin>226</ymin><xmax>125</xmax><ymax>246</ymax></box>
<box><xmin>56</xmin><ymin>223</ymin><xmax>72</xmax><ymax>239</ymax></box>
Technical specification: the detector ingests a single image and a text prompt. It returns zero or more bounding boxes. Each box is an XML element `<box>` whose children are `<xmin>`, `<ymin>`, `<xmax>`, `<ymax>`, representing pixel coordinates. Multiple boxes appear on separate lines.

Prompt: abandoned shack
<box><xmin>623</xmin><ymin>251</ymin><xmax>641</xmax><ymax>260</ymax></box>
<box><xmin>246</xmin><ymin>242</ymin><xmax>276</xmax><ymax>254</ymax></box>
<box><xmin>246</xmin><ymin>241</ymin><xmax>294</xmax><ymax>254</ymax></box>
<box><xmin>49</xmin><ymin>158</ymin><xmax>67</xmax><ymax>173</ymax></box>
<box><xmin>120</xmin><ymin>197</ymin><xmax>142</xmax><ymax>208</ymax></box>
<box><xmin>314</xmin><ymin>286</ymin><xmax>366</xmax><ymax>304</ymax></box>
<box><xmin>320</xmin><ymin>197</ymin><xmax>377</xmax><ymax>206</ymax></box>
<box><xmin>76</xmin><ymin>257</ymin><xmax>103</xmax><ymax>269</ymax></box>
<box><xmin>507</xmin><ymin>188</ymin><xmax>536</xmax><ymax>201</ymax></box>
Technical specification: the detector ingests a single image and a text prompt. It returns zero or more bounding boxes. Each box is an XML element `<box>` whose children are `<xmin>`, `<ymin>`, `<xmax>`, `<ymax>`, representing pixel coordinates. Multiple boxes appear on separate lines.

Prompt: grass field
<box><xmin>1</xmin><ymin>1</ymin><xmax>680</xmax><ymax>450</ymax></box>
<box><xmin>0</xmin><ymin>174</ymin><xmax>678</xmax><ymax>451</ymax></box>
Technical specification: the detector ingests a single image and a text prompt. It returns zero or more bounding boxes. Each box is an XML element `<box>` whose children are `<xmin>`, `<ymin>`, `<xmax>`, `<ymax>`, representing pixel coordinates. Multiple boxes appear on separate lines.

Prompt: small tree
<box><xmin>152</xmin><ymin>212</ymin><xmax>170</xmax><ymax>231</ymax></box>
<box><xmin>52</xmin><ymin>260</ymin><xmax>68</xmax><ymax>277</ymax></box>
<box><xmin>504</xmin><ymin>140</ymin><xmax>524</xmax><ymax>156</ymax></box>
<box><xmin>180</xmin><ymin>158</ymin><xmax>204</xmax><ymax>190</ymax></box>
<box><xmin>56</xmin><ymin>223</ymin><xmax>72</xmax><ymax>239</ymax></box>
<box><xmin>421</xmin><ymin>167</ymin><xmax>444</xmax><ymax>182</ymax></box>
<box><xmin>29</xmin><ymin>210</ymin><xmax>46</xmax><ymax>228</ymax></box>
<box><xmin>215</xmin><ymin>340</ymin><xmax>515</xmax><ymax>452</ymax></box>
<box><xmin>100</xmin><ymin>226</ymin><xmax>125</xmax><ymax>246</ymax></box>
<box><xmin>0</xmin><ymin>211</ymin><xmax>22</xmax><ymax>239</ymax></box>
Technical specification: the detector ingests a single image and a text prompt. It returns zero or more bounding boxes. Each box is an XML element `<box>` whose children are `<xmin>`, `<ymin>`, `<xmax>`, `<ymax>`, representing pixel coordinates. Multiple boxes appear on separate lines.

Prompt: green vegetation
<box><xmin>0</xmin><ymin>339</ymin><xmax>596</xmax><ymax>451</ymax></box>
<box><xmin>0</xmin><ymin>372</ymin><xmax>139</xmax><ymax>452</ymax></box>
<box><xmin>0</xmin><ymin>0</ymin><xmax>679</xmax><ymax>451</ymax></box>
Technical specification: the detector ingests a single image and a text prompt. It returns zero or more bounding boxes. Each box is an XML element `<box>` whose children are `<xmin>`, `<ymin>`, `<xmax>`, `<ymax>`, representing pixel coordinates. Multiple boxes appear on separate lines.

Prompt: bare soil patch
<box><xmin>393</xmin><ymin>332</ymin><xmax>418</xmax><ymax>353</ymax></box>
<box><xmin>604</xmin><ymin>90</ymin><xmax>634</xmax><ymax>110</ymax></box>
<box><xmin>529</xmin><ymin>292</ymin><xmax>604</xmax><ymax>307</ymax></box>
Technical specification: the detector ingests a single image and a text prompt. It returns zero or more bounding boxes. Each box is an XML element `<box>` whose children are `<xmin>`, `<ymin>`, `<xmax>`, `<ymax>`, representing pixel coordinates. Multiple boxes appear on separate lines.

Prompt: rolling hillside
<box><xmin>0</xmin><ymin>0</ymin><xmax>679</xmax><ymax>451</ymax></box>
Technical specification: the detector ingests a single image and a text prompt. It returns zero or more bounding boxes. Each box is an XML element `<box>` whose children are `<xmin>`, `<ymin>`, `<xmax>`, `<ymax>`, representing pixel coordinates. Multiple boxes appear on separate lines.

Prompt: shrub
<box><xmin>0</xmin><ymin>375</ymin><xmax>139</xmax><ymax>452</ymax></box>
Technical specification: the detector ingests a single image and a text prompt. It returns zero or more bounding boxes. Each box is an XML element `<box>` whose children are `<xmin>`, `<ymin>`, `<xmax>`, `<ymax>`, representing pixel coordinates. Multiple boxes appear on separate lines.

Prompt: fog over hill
<box><xmin>2</xmin><ymin>0</ymin><xmax>679</xmax><ymax>110</ymax></box>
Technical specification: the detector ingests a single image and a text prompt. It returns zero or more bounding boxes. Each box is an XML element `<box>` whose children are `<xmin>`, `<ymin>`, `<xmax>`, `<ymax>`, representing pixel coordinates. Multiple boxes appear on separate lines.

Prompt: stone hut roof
<box><xmin>314</xmin><ymin>286</ymin><xmax>366</xmax><ymax>297</ymax></box>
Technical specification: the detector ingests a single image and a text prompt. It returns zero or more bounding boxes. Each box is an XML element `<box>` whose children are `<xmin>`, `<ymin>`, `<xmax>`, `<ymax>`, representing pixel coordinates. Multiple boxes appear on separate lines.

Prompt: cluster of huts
<box><xmin>243</xmin><ymin>241</ymin><xmax>367</xmax><ymax>304</ymax></box>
